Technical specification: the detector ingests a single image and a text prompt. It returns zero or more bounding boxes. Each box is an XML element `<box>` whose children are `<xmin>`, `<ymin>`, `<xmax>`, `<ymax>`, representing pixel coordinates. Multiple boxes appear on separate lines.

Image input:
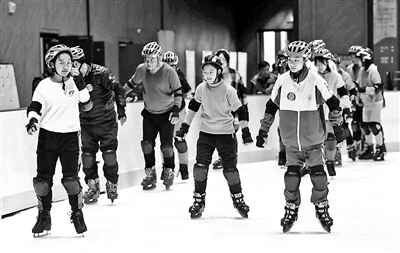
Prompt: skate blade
<box><xmin>142</xmin><ymin>184</ymin><xmax>156</xmax><ymax>190</ymax></box>
<box><xmin>33</xmin><ymin>230</ymin><xmax>50</xmax><ymax>238</ymax></box>
<box><xmin>282</xmin><ymin>224</ymin><xmax>294</xmax><ymax>233</ymax></box>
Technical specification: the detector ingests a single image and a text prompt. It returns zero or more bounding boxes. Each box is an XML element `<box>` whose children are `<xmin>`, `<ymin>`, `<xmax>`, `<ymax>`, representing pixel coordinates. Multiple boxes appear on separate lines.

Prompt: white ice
<box><xmin>1</xmin><ymin>153</ymin><xmax>399</xmax><ymax>253</ymax></box>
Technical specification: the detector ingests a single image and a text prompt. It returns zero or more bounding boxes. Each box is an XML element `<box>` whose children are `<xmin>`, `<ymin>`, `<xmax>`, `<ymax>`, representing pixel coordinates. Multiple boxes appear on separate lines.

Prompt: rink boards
<box><xmin>0</xmin><ymin>93</ymin><xmax>399</xmax><ymax>216</ymax></box>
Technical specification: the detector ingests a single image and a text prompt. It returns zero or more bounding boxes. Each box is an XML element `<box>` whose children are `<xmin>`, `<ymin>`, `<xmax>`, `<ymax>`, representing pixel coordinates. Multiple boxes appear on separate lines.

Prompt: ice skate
<box><xmin>189</xmin><ymin>192</ymin><xmax>205</xmax><ymax>219</ymax></box>
<box><xmin>106</xmin><ymin>181</ymin><xmax>118</xmax><ymax>203</ymax></box>
<box><xmin>32</xmin><ymin>210</ymin><xmax>51</xmax><ymax>237</ymax></box>
<box><xmin>70</xmin><ymin>209</ymin><xmax>87</xmax><ymax>234</ymax></box>
<box><xmin>359</xmin><ymin>144</ymin><xmax>374</xmax><ymax>160</ymax></box>
<box><xmin>162</xmin><ymin>167</ymin><xmax>174</xmax><ymax>190</ymax></box>
<box><xmin>373</xmin><ymin>144</ymin><xmax>385</xmax><ymax>161</ymax></box>
<box><xmin>141</xmin><ymin>166</ymin><xmax>157</xmax><ymax>190</ymax></box>
<box><xmin>280</xmin><ymin>202</ymin><xmax>298</xmax><ymax>233</ymax></box>
<box><xmin>83</xmin><ymin>178</ymin><xmax>100</xmax><ymax>204</ymax></box>
<box><xmin>315</xmin><ymin>201</ymin><xmax>333</xmax><ymax>233</ymax></box>
<box><xmin>335</xmin><ymin>147</ymin><xmax>342</xmax><ymax>166</ymax></box>
<box><xmin>231</xmin><ymin>193</ymin><xmax>250</xmax><ymax>218</ymax></box>
<box><xmin>212</xmin><ymin>158</ymin><xmax>223</xmax><ymax>170</ymax></box>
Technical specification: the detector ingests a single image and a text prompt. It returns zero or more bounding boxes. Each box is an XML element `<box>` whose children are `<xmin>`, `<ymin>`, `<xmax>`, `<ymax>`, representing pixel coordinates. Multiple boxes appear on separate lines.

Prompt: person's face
<box><xmin>202</xmin><ymin>65</ymin><xmax>218</xmax><ymax>84</ymax></box>
<box><xmin>351</xmin><ymin>55</ymin><xmax>361</xmax><ymax>66</ymax></box>
<box><xmin>217</xmin><ymin>54</ymin><xmax>228</xmax><ymax>69</ymax></box>
<box><xmin>145</xmin><ymin>55</ymin><xmax>160</xmax><ymax>71</ymax></box>
<box><xmin>55</xmin><ymin>53</ymin><xmax>72</xmax><ymax>77</ymax></box>
<box><xmin>288</xmin><ymin>56</ymin><xmax>304</xmax><ymax>73</ymax></box>
<box><xmin>315</xmin><ymin>59</ymin><xmax>328</xmax><ymax>73</ymax></box>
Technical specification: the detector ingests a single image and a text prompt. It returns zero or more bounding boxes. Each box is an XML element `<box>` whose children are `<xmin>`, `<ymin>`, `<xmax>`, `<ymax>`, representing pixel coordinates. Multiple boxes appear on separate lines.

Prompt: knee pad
<box><xmin>284</xmin><ymin>166</ymin><xmax>301</xmax><ymax>190</ymax></box>
<box><xmin>361</xmin><ymin>122</ymin><xmax>371</xmax><ymax>135</ymax></box>
<box><xmin>102</xmin><ymin>150</ymin><xmax>117</xmax><ymax>166</ymax></box>
<box><xmin>285</xmin><ymin>166</ymin><xmax>301</xmax><ymax>177</ymax></box>
<box><xmin>193</xmin><ymin>163</ymin><xmax>209</xmax><ymax>181</ymax></box>
<box><xmin>174</xmin><ymin>138</ymin><xmax>188</xmax><ymax>153</ymax></box>
<box><xmin>223</xmin><ymin>169</ymin><xmax>241</xmax><ymax>185</ymax></box>
<box><xmin>369</xmin><ymin>122</ymin><xmax>382</xmax><ymax>135</ymax></box>
<box><xmin>141</xmin><ymin>140</ymin><xmax>154</xmax><ymax>155</ymax></box>
<box><xmin>161</xmin><ymin>145</ymin><xmax>174</xmax><ymax>158</ymax></box>
<box><xmin>33</xmin><ymin>177</ymin><xmax>50</xmax><ymax>197</ymax></box>
<box><xmin>61</xmin><ymin>177</ymin><xmax>82</xmax><ymax>195</ymax></box>
<box><xmin>82</xmin><ymin>152</ymin><xmax>96</xmax><ymax>169</ymax></box>
<box><xmin>325</xmin><ymin>133</ymin><xmax>337</xmax><ymax>151</ymax></box>
<box><xmin>309</xmin><ymin>165</ymin><xmax>326</xmax><ymax>176</ymax></box>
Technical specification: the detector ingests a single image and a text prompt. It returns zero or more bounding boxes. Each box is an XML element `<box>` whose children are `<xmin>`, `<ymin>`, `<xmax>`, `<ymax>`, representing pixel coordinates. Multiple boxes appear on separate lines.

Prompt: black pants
<box><xmin>35</xmin><ymin>128</ymin><xmax>80</xmax><ymax>211</ymax></box>
<box><xmin>141</xmin><ymin>109</ymin><xmax>175</xmax><ymax>169</ymax></box>
<box><xmin>194</xmin><ymin>132</ymin><xmax>242</xmax><ymax>194</ymax></box>
<box><xmin>81</xmin><ymin>120</ymin><xmax>119</xmax><ymax>183</ymax></box>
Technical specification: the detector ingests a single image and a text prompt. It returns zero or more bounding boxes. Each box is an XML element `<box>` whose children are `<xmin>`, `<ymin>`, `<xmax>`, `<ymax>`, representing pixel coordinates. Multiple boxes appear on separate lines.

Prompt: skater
<box><xmin>162</xmin><ymin>51</ymin><xmax>191</xmax><ymax>180</ymax></box>
<box><xmin>256</xmin><ymin>41</ymin><xmax>342</xmax><ymax>233</ymax></box>
<box><xmin>314</xmin><ymin>47</ymin><xmax>351</xmax><ymax>175</ymax></box>
<box><xmin>26</xmin><ymin>44</ymin><xmax>89</xmax><ymax>236</ymax></box>
<box><xmin>127</xmin><ymin>42</ymin><xmax>182</xmax><ymax>190</ymax></box>
<box><xmin>70</xmin><ymin>46</ymin><xmax>127</xmax><ymax>204</ymax></box>
<box><xmin>211</xmin><ymin>49</ymin><xmax>253</xmax><ymax>170</ymax></box>
<box><xmin>176</xmin><ymin>54</ymin><xmax>250</xmax><ymax>219</ymax></box>
<box><xmin>356</xmin><ymin>48</ymin><xmax>386</xmax><ymax>161</ymax></box>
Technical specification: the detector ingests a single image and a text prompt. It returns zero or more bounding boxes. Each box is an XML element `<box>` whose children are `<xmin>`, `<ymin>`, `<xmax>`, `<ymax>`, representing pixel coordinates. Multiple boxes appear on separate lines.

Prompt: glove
<box><xmin>169</xmin><ymin>106</ymin><xmax>180</xmax><ymax>124</ymax></box>
<box><xmin>342</xmin><ymin>108</ymin><xmax>352</xmax><ymax>122</ymax></box>
<box><xmin>26</xmin><ymin>118</ymin><xmax>39</xmax><ymax>135</ymax></box>
<box><xmin>175</xmin><ymin>123</ymin><xmax>190</xmax><ymax>139</ymax></box>
<box><xmin>328</xmin><ymin>109</ymin><xmax>343</xmax><ymax>126</ymax></box>
<box><xmin>241</xmin><ymin>127</ymin><xmax>253</xmax><ymax>144</ymax></box>
<box><xmin>256</xmin><ymin>129</ymin><xmax>268</xmax><ymax>148</ymax></box>
<box><xmin>333</xmin><ymin>124</ymin><xmax>346</xmax><ymax>143</ymax></box>
<box><xmin>118</xmin><ymin>112</ymin><xmax>127</xmax><ymax>126</ymax></box>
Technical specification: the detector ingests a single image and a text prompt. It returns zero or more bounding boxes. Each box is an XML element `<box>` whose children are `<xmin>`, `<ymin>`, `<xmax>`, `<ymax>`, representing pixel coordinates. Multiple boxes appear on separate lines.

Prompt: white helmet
<box><xmin>286</xmin><ymin>41</ymin><xmax>309</xmax><ymax>58</ymax></box>
<box><xmin>162</xmin><ymin>51</ymin><xmax>179</xmax><ymax>66</ymax></box>
<box><xmin>70</xmin><ymin>46</ymin><xmax>86</xmax><ymax>62</ymax></box>
<box><xmin>142</xmin><ymin>42</ymin><xmax>162</xmax><ymax>57</ymax></box>
<box><xmin>45</xmin><ymin>44</ymin><xmax>72</xmax><ymax>69</ymax></box>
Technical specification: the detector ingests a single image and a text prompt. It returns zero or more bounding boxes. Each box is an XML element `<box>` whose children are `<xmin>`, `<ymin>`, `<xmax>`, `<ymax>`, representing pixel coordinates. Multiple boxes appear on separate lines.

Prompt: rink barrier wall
<box><xmin>1</xmin><ymin>92</ymin><xmax>399</xmax><ymax>217</ymax></box>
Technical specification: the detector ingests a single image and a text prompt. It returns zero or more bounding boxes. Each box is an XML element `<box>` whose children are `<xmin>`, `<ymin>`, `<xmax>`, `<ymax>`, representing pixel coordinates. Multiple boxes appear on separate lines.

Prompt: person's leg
<box><xmin>173</xmin><ymin>109</ymin><xmax>189</xmax><ymax>179</ymax></box>
<box><xmin>141</xmin><ymin>113</ymin><xmax>159</xmax><ymax>190</ymax></box>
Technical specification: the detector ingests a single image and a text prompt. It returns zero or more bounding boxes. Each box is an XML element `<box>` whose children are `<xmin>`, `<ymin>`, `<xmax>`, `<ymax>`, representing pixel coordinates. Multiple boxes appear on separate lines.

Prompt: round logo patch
<box><xmin>287</xmin><ymin>92</ymin><xmax>296</xmax><ymax>101</ymax></box>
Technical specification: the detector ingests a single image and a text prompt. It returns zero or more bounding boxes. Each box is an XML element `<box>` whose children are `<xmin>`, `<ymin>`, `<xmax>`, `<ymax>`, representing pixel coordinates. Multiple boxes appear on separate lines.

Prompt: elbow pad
<box><xmin>188</xmin><ymin>98</ymin><xmax>201</xmax><ymax>112</ymax></box>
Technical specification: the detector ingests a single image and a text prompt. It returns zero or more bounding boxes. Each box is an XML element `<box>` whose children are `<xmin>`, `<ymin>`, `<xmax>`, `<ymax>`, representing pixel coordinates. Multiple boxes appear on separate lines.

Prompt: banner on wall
<box><xmin>373</xmin><ymin>0</ymin><xmax>398</xmax><ymax>87</ymax></box>
<box><xmin>0</xmin><ymin>63</ymin><xmax>20</xmax><ymax>111</ymax></box>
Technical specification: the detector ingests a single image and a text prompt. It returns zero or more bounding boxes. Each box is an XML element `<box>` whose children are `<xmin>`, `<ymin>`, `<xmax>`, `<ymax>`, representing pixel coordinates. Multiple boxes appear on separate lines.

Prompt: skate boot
<box><xmin>347</xmin><ymin>144</ymin><xmax>357</xmax><ymax>161</ymax></box>
<box><xmin>70</xmin><ymin>209</ymin><xmax>87</xmax><ymax>234</ymax></box>
<box><xmin>359</xmin><ymin>144</ymin><xmax>374</xmax><ymax>160</ymax></box>
<box><xmin>32</xmin><ymin>210</ymin><xmax>51</xmax><ymax>237</ymax></box>
<box><xmin>83</xmin><ymin>178</ymin><xmax>100</xmax><ymax>204</ymax></box>
<box><xmin>315</xmin><ymin>201</ymin><xmax>333</xmax><ymax>233</ymax></box>
<box><xmin>179</xmin><ymin>164</ymin><xmax>189</xmax><ymax>180</ymax></box>
<box><xmin>189</xmin><ymin>192</ymin><xmax>205</xmax><ymax>219</ymax></box>
<box><xmin>212</xmin><ymin>158</ymin><xmax>223</xmax><ymax>170</ymax></box>
<box><xmin>162</xmin><ymin>167</ymin><xmax>174</xmax><ymax>190</ymax></box>
<box><xmin>335</xmin><ymin>147</ymin><xmax>342</xmax><ymax>166</ymax></box>
<box><xmin>231</xmin><ymin>192</ymin><xmax>250</xmax><ymax>218</ymax></box>
<box><xmin>141</xmin><ymin>166</ymin><xmax>157</xmax><ymax>190</ymax></box>
<box><xmin>278</xmin><ymin>151</ymin><xmax>286</xmax><ymax>168</ymax></box>
<box><xmin>373</xmin><ymin>144</ymin><xmax>386</xmax><ymax>161</ymax></box>
<box><xmin>326</xmin><ymin>161</ymin><xmax>336</xmax><ymax>177</ymax></box>
<box><xmin>280</xmin><ymin>202</ymin><xmax>299</xmax><ymax>233</ymax></box>
<box><xmin>105</xmin><ymin>181</ymin><xmax>118</xmax><ymax>203</ymax></box>
<box><xmin>354</xmin><ymin>140</ymin><xmax>363</xmax><ymax>156</ymax></box>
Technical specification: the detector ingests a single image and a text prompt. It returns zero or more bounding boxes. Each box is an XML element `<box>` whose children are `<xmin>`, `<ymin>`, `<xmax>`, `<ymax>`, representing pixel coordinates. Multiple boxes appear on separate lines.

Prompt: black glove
<box><xmin>329</xmin><ymin>109</ymin><xmax>343</xmax><ymax>126</ymax></box>
<box><xmin>241</xmin><ymin>127</ymin><xmax>253</xmax><ymax>144</ymax></box>
<box><xmin>333</xmin><ymin>124</ymin><xmax>346</xmax><ymax>143</ymax></box>
<box><xmin>256</xmin><ymin>129</ymin><xmax>268</xmax><ymax>148</ymax></box>
<box><xmin>25</xmin><ymin>118</ymin><xmax>38</xmax><ymax>134</ymax></box>
<box><xmin>175</xmin><ymin>123</ymin><xmax>190</xmax><ymax>139</ymax></box>
<box><xmin>342</xmin><ymin>108</ymin><xmax>352</xmax><ymax>121</ymax></box>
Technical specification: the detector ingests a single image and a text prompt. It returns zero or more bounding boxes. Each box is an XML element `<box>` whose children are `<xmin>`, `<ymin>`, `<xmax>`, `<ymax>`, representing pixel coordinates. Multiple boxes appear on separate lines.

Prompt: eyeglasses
<box><xmin>288</xmin><ymin>57</ymin><xmax>303</xmax><ymax>64</ymax></box>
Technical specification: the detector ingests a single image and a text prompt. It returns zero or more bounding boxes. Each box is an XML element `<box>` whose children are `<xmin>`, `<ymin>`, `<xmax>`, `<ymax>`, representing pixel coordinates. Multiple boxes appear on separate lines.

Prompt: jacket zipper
<box><xmin>297</xmin><ymin>111</ymin><xmax>301</xmax><ymax>151</ymax></box>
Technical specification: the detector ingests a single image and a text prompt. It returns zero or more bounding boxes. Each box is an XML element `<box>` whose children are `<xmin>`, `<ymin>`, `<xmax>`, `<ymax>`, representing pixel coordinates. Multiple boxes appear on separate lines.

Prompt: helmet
<box><xmin>286</xmin><ymin>41</ymin><xmax>309</xmax><ymax>58</ymax></box>
<box><xmin>313</xmin><ymin>48</ymin><xmax>333</xmax><ymax>60</ymax></box>
<box><xmin>45</xmin><ymin>44</ymin><xmax>72</xmax><ymax>69</ymax></box>
<box><xmin>202</xmin><ymin>54</ymin><xmax>223</xmax><ymax>72</ymax></box>
<box><xmin>309</xmin><ymin>40</ymin><xmax>326</xmax><ymax>51</ymax></box>
<box><xmin>356</xmin><ymin>48</ymin><xmax>372</xmax><ymax>61</ymax></box>
<box><xmin>162</xmin><ymin>51</ymin><xmax>179</xmax><ymax>66</ymax></box>
<box><xmin>215</xmin><ymin>49</ymin><xmax>230</xmax><ymax>64</ymax></box>
<box><xmin>70</xmin><ymin>46</ymin><xmax>86</xmax><ymax>61</ymax></box>
<box><xmin>348</xmin><ymin>45</ymin><xmax>363</xmax><ymax>55</ymax></box>
<box><xmin>332</xmin><ymin>53</ymin><xmax>341</xmax><ymax>64</ymax></box>
<box><xmin>141</xmin><ymin>42</ymin><xmax>162</xmax><ymax>57</ymax></box>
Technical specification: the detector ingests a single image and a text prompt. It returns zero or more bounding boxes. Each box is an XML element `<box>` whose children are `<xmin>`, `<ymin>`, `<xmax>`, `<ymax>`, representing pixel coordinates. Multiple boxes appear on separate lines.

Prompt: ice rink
<box><xmin>0</xmin><ymin>152</ymin><xmax>398</xmax><ymax>253</ymax></box>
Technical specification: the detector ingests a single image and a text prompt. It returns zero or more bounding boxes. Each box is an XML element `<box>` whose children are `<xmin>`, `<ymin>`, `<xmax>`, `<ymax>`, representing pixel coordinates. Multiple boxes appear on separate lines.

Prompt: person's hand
<box><xmin>86</xmin><ymin>84</ymin><xmax>93</xmax><ymax>92</ymax></box>
<box><xmin>328</xmin><ymin>109</ymin><xmax>343</xmax><ymax>126</ymax></box>
<box><xmin>118</xmin><ymin>113</ymin><xmax>127</xmax><ymax>126</ymax></box>
<box><xmin>175</xmin><ymin>123</ymin><xmax>189</xmax><ymax>139</ymax></box>
<box><xmin>256</xmin><ymin>129</ymin><xmax>268</xmax><ymax>148</ymax></box>
<box><xmin>26</xmin><ymin>118</ymin><xmax>39</xmax><ymax>135</ymax></box>
<box><xmin>169</xmin><ymin>106</ymin><xmax>180</xmax><ymax>124</ymax></box>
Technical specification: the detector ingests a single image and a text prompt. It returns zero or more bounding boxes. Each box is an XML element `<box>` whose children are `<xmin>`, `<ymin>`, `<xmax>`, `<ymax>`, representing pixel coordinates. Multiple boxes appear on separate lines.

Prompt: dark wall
<box><xmin>164</xmin><ymin>0</ymin><xmax>236</xmax><ymax>84</ymax></box>
<box><xmin>235</xmin><ymin>0</ymin><xmax>297</xmax><ymax>84</ymax></box>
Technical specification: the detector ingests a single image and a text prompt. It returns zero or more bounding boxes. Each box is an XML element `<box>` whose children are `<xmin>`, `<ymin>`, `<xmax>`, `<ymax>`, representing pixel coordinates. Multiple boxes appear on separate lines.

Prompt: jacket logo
<box><xmin>287</xmin><ymin>92</ymin><xmax>296</xmax><ymax>101</ymax></box>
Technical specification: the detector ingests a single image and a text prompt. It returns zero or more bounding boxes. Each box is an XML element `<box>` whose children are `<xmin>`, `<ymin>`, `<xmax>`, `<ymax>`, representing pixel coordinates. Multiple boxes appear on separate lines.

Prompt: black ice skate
<box><xmin>178</xmin><ymin>164</ymin><xmax>189</xmax><ymax>180</ymax></box>
<box><xmin>106</xmin><ymin>181</ymin><xmax>118</xmax><ymax>203</ymax></box>
<box><xmin>83</xmin><ymin>178</ymin><xmax>100</xmax><ymax>204</ymax></box>
<box><xmin>70</xmin><ymin>209</ymin><xmax>87</xmax><ymax>234</ymax></box>
<box><xmin>231</xmin><ymin>193</ymin><xmax>250</xmax><ymax>218</ymax></box>
<box><xmin>162</xmin><ymin>167</ymin><xmax>174</xmax><ymax>190</ymax></box>
<box><xmin>212</xmin><ymin>158</ymin><xmax>223</xmax><ymax>170</ymax></box>
<box><xmin>315</xmin><ymin>201</ymin><xmax>333</xmax><ymax>233</ymax></box>
<box><xmin>326</xmin><ymin>161</ymin><xmax>336</xmax><ymax>177</ymax></box>
<box><xmin>280</xmin><ymin>202</ymin><xmax>298</xmax><ymax>233</ymax></box>
<box><xmin>189</xmin><ymin>192</ymin><xmax>205</xmax><ymax>219</ymax></box>
<box><xmin>347</xmin><ymin>144</ymin><xmax>357</xmax><ymax>161</ymax></box>
<box><xmin>335</xmin><ymin>147</ymin><xmax>342</xmax><ymax>166</ymax></box>
<box><xmin>141</xmin><ymin>167</ymin><xmax>157</xmax><ymax>190</ymax></box>
<box><xmin>32</xmin><ymin>210</ymin><xmax>51</xmax><ymax>237</ymax></box>
<box><xmin>359</xmin><ymin>144</ymin><xmax>374</xmax><ymax>160</ymax></box>
<box><xmin>373</xmin><ymin>144</ymin><xmax>386</xmax><ymax>161</ymax></box>
<box><xmin>278</xmin><ymin>151</ymin><xmax>286</xmax><ymax>168</ymax></box>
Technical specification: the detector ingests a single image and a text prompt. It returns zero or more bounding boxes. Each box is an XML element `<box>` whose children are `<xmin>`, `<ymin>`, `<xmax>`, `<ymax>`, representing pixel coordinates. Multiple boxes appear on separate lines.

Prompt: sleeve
<box><xmin>177</xmin><ymin>69</ymin><xmax>191</xmax><ymax>94</ymax></box>
<box><xmin>370</xmin><ymin>68</ymin><xmax>382</xmax><ymax>85</ymax></box>
<box><xmin>27</xmin><ymin>84</ymin><xmax>45</xmax><ymax>121</ymax></box>
<box><xmin>194</xmin><ymin>83</ymin><xmax>203</xmax><ymax>103</ymax></box>
<box><xmin>315</xmin><ymin>78</ymin><xmax>334</xmax><ymax>101</ymax></box>
<box><xmin>270</xmin><ymin>76</ymin><xmax>282</xmax><ymax>105</ymax></box>
<box><xmin>227</xmin><ymin>87</ymin><xmax>242</xmax><ymax>112</ymax></box>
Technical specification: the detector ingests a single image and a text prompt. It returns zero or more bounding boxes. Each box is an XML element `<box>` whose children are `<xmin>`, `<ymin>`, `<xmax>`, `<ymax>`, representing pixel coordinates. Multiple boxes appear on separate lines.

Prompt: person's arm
<box><xmin>26</xmin><ymin>84</ymin><xmax>45</xmax><ymax>134</ymax></box>
<box><xmin>175</xmin><ymin>85</ymin><xmax>202</xmax><ymax>138</ymax></box>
